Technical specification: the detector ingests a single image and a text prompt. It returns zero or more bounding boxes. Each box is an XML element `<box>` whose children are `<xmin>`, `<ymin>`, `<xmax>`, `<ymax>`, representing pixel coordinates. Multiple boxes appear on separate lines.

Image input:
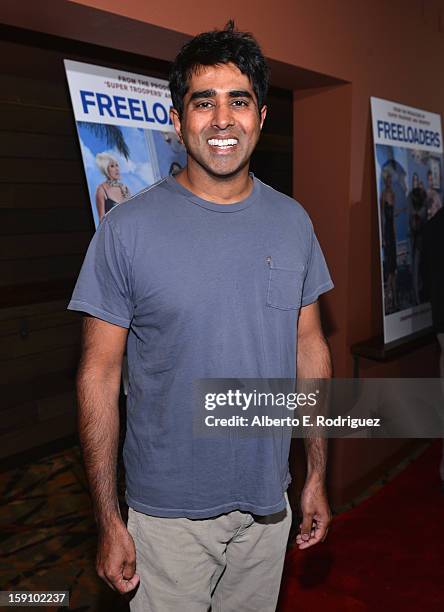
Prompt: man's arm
<box><xmin>77</xmin><ymin>316</ymin><xmax>139</xmax><ymax>593</ymax></box>
<box><xmin>295</xmin><ymin>300</ymin><xmax>332</xmax><ymax>550</ymax></box>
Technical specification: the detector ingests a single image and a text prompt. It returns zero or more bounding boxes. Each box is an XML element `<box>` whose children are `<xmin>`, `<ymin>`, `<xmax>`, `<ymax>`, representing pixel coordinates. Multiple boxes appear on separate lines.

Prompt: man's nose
<box><xmin>212</xmin><ymin>103</ymin><xmax>235</xmax><ymax>130</ymax></box>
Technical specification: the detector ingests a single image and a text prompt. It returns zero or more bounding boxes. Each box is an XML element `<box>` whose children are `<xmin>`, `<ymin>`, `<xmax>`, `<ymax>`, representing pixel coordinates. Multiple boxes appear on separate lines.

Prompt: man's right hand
<box><xmin>96</xmin><ymin>519</ymin><xmax>140</xmax><ymax>594</ymax></box>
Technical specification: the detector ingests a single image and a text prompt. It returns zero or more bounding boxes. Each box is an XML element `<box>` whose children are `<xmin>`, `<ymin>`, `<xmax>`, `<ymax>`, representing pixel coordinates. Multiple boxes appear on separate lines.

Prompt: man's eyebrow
<box><xmin>228</xmin><ymin>90</ymin><xmax>253</xmax><ymax>99</ymax></box>
<box><xmin>188</xmin><ymin>89</ymin><xmax>254</xmax><ymax>101</ymax></box>
<box><xmin>189</xmin><ymin>89</ymin><xmax>216</xmax><ymax>101</ymax></box>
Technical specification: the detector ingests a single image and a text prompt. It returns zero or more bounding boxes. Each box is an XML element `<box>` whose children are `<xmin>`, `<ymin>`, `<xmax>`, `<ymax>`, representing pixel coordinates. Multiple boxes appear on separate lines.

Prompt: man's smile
<box><xmin>207</xmin><ymin>137</ymin><xmax>239</xmax><ymax>150</ymax></box>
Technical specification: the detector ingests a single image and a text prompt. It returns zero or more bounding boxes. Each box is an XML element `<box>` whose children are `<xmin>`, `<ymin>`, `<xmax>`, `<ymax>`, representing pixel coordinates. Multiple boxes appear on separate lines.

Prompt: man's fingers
<box><xmin>296</xmin><ymin>527</ymin><xmax>323</xmax><ymax>549</ymax></box>
<box><xmin>119</xmin><ymin>573</ymin><xmax>140</xmax><ymax>593</ymax></box>
<box><xmin>105</xmin><ymin>569</ymin><xmax>140</xmax><ymax>594</ymax></box>
<box><xmin>105</xmin><ymin>569</ymin><xmax>125</xmax><ymax>591</ymax></box>
<box><xmin>296</xmin><ymin>515</ymin><xmax>331</xmax><ymax>549</ymax></box>
<box><xmin>312</xmin><ymin>512</ymin><xmax>330</xmax><ymax>539</ymax></box>
<box><xmin>122</xmin><ymin>558</ymin><xmax>136</xmax><ymax>580</ymax></box>
<box><xmin>299</xmin><ymin>513</ymin><xmax>314</xmax><ymax>542</ymax></box>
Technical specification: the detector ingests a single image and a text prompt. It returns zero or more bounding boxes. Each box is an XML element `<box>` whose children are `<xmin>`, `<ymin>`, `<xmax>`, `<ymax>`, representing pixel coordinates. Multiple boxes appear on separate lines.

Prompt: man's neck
<box><xmin>174</xmin><ymin>163</ymin><xmax>253</xmax><ymax>204</ymax></box>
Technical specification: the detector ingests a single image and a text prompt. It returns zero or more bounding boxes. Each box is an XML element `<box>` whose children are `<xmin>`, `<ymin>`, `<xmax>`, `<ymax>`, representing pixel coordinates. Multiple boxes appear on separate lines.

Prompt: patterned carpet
<box><xmin>0</xmin><ymin>446</ymin><xmax>129</xmax><ymax>611</ymax></box>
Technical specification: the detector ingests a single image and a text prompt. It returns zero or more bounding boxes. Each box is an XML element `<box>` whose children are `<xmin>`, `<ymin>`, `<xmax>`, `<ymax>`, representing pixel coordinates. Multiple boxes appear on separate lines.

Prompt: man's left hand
<box><xmin>296</xmin><ymin>479</ymin><xmax>331</xmax><ymax>550</ymax></box>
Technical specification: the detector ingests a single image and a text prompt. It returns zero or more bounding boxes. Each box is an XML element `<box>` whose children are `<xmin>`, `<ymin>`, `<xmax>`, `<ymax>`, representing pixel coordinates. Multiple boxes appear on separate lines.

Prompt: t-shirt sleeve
<box><xmin>67</xmin><ymin>216</ymin><xmax>133</xmax><ymax>328</ymax></box>
<box><xmin>301</xmin><ymin>222</ymin><xmax>334</xmax><ymax>307</ymax></box>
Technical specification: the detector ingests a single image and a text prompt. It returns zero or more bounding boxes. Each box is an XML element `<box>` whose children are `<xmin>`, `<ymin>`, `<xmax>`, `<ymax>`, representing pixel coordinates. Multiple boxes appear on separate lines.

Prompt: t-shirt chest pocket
<box><xmin>266</xmin><ymin>255</ymin><xmax>305</xmax><ymax>310</ymax></box>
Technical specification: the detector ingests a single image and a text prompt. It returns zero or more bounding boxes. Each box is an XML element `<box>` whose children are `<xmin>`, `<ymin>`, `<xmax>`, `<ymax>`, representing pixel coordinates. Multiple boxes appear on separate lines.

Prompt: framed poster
<box><xmin>370</xmin><ymin>97</ymin><xmax>443</xmax><ymax>344</ymax></box>
<box><xmin>64</xmin><ymin>60</ymin><xmax>186</xmax><ymax>228</ymax></box>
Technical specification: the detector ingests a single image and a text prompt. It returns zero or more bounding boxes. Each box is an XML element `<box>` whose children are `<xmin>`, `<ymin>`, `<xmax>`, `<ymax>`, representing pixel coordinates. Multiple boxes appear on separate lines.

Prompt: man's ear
<box><xmin>170</xmin><ymin>108</ymin><xmax>183</xmax><ymax>143</ymax></box>
<box><xmin>259</xmin><ymin>105</ymin><xmax>267</xmax><ymax>130</ymax></box>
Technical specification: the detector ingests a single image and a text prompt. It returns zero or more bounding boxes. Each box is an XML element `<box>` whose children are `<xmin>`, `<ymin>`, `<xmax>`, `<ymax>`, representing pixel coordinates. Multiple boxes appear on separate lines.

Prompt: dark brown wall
<box><xmin>0</xmin><ymin>42</ymin><xmax>85</xmax><ymax>457</ymax></box>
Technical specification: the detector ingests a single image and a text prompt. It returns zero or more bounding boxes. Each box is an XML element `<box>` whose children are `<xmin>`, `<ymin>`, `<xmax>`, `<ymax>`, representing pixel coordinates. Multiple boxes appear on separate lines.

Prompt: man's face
<box><xmin>171</xmin><ymin>63</ymin><xmax>267</xmax><ymax>179</ymax></box>
<box><xmin>428</xmin><ymin>173</ymin><xmax>433</xmax><ymax>188</ymax></box>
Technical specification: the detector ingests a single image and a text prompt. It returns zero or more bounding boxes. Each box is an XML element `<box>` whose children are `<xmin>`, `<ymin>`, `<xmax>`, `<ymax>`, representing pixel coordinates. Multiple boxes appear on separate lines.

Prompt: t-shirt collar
<box><xmin>165</xmin><ymin>173</ymin><xmax>259</xmax><ymax>212</ymax></box>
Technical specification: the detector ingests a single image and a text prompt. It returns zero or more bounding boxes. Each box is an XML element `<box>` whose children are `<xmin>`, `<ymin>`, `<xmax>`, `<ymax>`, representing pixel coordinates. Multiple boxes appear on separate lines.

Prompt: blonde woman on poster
<box><xmin>95</xmin><ymin>152</ymin><xmax>131</xmax><ymax>222</ymax></box>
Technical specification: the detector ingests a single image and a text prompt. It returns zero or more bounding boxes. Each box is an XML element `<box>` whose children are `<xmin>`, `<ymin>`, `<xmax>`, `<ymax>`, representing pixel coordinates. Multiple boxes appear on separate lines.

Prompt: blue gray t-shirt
<box><xmin>68</xmin><ymin>175</ymin><xmax>333</xmax><ymax>518</ymax></box>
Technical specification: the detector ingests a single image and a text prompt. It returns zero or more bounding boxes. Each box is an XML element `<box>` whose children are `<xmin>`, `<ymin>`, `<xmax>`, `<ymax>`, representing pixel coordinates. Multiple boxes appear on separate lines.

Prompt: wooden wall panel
<box><xmin>0</xmin><ymin>362</ymin><xmax>75</xmax><ymax>410</ymax></box>
<box><xmin>0</xmin><ymin>103</ymin><xmax>74</xmax><ymax>135</ymax></box>
<box><xmin>0</xmin><ymin>44</ymin><xmax>88</xmax><ymax>456</ymax></box>
<box><xmin>0</xmin><ymin>184</ymin><xmax>86</xmax><ymax>209</ymax></box>
<box><xmin>0</xmin><ymin>208</ymin><xmax>91</xmax><ymax>235</ymax></box>
<box><xmin>0</xmin><ymin>281</ymin><xmax>76</xmax><ymax>309</ymax></box>
<box><xmin>0</xmin><ymin>232</ymin><xmax>91</xmax><ymax>259</ymax></box>
<box><xmin>0</xmin><ymin>254</ymin><xmax>83</xmax><ymax>286</ymax></box>
<box><xmin>0</xmin><ymin>73</ymin><xmax>72</xmax><ymax>107</ymax></box>
<box><xmin>0</xmin><ymin>321</ymin><xmax>80</xmax><ymax>360</ymax></box>
<box><xmin>0</xmin><ymin>410</ymin><xmax>78</xmax><ymax>460</ymax></box>
<box><xmin>1</xmin><ymin>344</ymin><xmax>80</xmax><ymax>385</ymax></box>
<box><xmin>0</xmin><ymin>131</ymin><xmax>79</xmax><ymax>160</ymax></box>
<box><xmin>0</xmin><ymin>299</ymin><xmax>69</xmax><ymax>322</ymax></box>
<box><xmin>0</xmin><ymin>158</ymin><xmax>84</xmax><ymax>183</ymax></box>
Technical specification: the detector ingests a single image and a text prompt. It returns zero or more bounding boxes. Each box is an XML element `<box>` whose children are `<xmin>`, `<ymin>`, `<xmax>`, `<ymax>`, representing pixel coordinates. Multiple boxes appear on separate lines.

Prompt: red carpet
<box><xmin>278</xmin><ymin>442</ymin><xmax>444</xmax><ymax>611</ymax></box>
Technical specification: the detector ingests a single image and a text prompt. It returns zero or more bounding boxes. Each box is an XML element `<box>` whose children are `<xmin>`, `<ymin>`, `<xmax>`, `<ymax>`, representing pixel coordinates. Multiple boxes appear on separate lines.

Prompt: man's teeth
<box><xmin>208</xmin><ymin>138</ymin><xmax>238</xmax><ymax>147</ymax></box>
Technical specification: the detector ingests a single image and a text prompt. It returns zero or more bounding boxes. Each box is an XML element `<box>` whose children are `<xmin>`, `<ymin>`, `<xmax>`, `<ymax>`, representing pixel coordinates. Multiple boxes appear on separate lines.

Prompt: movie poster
<box><xmin>64</xmin><ymin>60</ymin><xmax>186</xmax><ymax>228</ymax></box>
<box><xmin>370</xmin><ymin>97</ymin><xmax>443</xmax><ymax>344</ymax></box>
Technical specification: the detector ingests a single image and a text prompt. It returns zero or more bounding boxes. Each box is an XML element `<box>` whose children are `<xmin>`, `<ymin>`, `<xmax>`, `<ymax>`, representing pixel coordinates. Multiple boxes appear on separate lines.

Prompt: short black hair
<box><xmin>169</xmin><ymin>20</ymin><xmax>269</xmax><ymax>117</ymax></box>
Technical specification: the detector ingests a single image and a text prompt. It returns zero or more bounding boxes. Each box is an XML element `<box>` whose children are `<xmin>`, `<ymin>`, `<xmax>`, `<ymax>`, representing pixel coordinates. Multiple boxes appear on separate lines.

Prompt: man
<box><xmin>69</xmin><ymin>22</ymin><xmax>334</xmax><ymax>611</ymax></box>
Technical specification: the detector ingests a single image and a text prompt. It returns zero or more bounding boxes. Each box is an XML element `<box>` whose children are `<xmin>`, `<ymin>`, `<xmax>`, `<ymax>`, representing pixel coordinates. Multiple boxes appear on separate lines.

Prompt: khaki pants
<box><xmin>127</xmin><ymin>496</ymin><xmax>292</xmax><ymax>612</ymax></box>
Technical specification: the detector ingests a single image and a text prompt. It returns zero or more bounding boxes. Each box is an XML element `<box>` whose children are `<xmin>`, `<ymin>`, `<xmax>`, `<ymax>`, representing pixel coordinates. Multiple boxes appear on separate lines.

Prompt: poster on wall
<box><xmin>370</xmin><ymin>97</ymin><xmax>443</xmax><ymax>344</ymax></box>
<box><xmin>64</xmin><ymin>60</ymin><xmax>186</xmax><ymax>228</ymax></box>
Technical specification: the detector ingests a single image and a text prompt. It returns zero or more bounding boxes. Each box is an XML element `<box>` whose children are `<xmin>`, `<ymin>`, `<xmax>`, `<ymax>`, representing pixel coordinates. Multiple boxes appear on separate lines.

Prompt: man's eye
<box><xmin>196</xmin><ymin>101</ymin><xmax>213</xmax><ymax>108</ymax></box>
<box><xmin>232</xmin><ymin>100</ymin><xmax>248</xmax><ymax>107</ymax></box>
